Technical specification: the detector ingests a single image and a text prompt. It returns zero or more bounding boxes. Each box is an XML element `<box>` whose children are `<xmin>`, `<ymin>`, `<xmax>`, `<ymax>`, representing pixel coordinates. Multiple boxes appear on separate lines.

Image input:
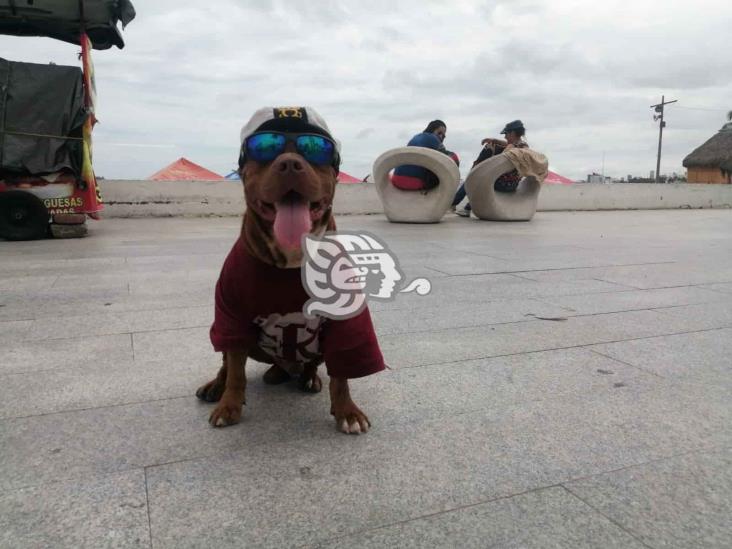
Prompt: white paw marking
<box><xmin>350</xmin><ymin>421</ymin><xmax>361</xmax><ymax>435</ymax></box>
<box><xmin>339</xmin><ymin>419</ymin><xmax>349</xmax><ymax>433</ymax></box>
<box><xmin>215</xmin><ymin>417</ymin><xmax>225</xmax><ymax>427</ymax></box>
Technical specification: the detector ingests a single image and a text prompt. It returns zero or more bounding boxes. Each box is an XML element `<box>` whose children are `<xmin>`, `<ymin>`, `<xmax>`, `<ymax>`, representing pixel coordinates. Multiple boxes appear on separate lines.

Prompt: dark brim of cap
<box><xmin>254</xmin><ymin>118</ymin><xmax>334</xmax><ymax>140</ymax></box>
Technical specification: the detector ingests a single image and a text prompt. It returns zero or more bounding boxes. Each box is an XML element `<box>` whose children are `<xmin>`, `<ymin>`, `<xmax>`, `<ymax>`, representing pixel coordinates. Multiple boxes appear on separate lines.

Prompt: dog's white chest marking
<box><xmin>253</xmin><ymin>312</ymin><xmax>323</xmax><ymax>375</ymax></box>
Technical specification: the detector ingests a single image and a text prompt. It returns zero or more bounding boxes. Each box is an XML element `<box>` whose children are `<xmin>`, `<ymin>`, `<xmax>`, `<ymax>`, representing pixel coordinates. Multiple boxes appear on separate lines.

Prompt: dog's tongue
<box><xmin>273</xmin><ymin>197</ymin><xmax>312</xmax><ymax>251</ymax></box>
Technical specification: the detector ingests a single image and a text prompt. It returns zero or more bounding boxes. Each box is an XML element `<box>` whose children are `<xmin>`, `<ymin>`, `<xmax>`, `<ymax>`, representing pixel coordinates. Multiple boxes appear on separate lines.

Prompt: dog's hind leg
<box><xmin>209</xmin><ymin>351</ymin><xmax>248</xmax><ymax>427</ymax></box>
<box><xmin>263</xmin><ymin>364</ymin><xmax>291</xmax><ymax>385</ymax></box>
<box><xmin>195</xmin><ymin>354</ymin><xmax>227</xmax><ymax>403</ymax></box>
<box><xmin>299</xmin><ymin>364</ymin><xmax>322</xmax><ymax>394</ymax></box>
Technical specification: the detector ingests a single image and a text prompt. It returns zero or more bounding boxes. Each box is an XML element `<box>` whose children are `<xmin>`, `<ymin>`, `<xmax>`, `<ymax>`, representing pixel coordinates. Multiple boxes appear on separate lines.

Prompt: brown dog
<box><xmin>196</xmin><ymin>107</ymin><xmax>385</xmax><ymax>434</ymax></box>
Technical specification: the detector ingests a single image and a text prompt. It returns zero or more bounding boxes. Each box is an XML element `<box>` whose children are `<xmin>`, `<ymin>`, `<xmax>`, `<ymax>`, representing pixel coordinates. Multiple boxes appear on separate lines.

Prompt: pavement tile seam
<box><xmin>439</xmin><ymin>272</ymin><xmax>638</xmax><ymax>290</ymax></box>
<box><xmin>8</xmin><ymin>301</ymin><xmax>213</xmax><ymax>323</ymax></box>
<box><xmin>568</xmin><ymin>304</ymin><xmax>711</xmax><ymax>320</ymax></box>
<box><xmin>702</xmin><ymin>288</ymin><xmax>732</xmax><ymax>297</ymax></box>
<box><xmin>590</xmin><ymin>276</ymin><xmax>644</xmax><ymax>290</ymax></box>
<box><xmin>558</xmin><ymin>485</ymin><xmax>656</xmax><ymax>549</ymax></box>
<box><xmin>143</xmin><ymin>468</ymin><xmax>154</xmax><ymax>549</ymax></box>
<box><xmin>145</xmin><ymin>443</ymin><xmax>726</xmax><ymax>549</ymax></box>
<box><xmin>588</xmin><ymin>349</ymin><xmax>666</xmax><ymax>379</ymax></box>
<box><xmin>0</xmin><ymin>319</ymin><xmax>33</xmax><ymax>338</ymax></box>
<box><xmin>131</xmin><ymin>389</ymin><xmax>728</xmax><ymax>493</ymax></box>
<box><xmin>507</xmin><ymin>272</ymin><xmax>542</xmax><ymax>282</ymax></box>
<box><xmin>309</xmin><ymin>482</ymin><xmax>661</xmax><ymax>549</ymax></box>
<box><xmin>559</xmin><ymin>446</ymin><xmax>732</xmax><ymax>549</ymax></box>
<box><xmin>0</xmin><ymin>312</ymin><xmax>34</xmax><ymax>322</ymax></box>
<box><xmin>0</xmin><ymin>341</ymin><xmax>641</xmax><ymax>422</ymax></box>
<box><xmin>699</xmin><ymin>284</ymin><xmax>732</xmax><ymax>295</ymax></box>
<box><xmin>7</xmin><ymin>281</ymin><xmax>721</xmax><ymax>332</ymax></box>
<box><xmin>422</xmin><ymin>265</ymin><xmax>450</xmax><ymax>275</ymax></box>
<box><xmin>380</xmin><ymin>305</ymin><xmax>679</xmax><ymax>339</ymax></box>
<box><xmin>0</xmin><ymin>393</ymin><xmax>192</xmax><ymax>423</ymax></box>
<box><xmin>120</xmin><ymin>314</ymin><xmax>552</xmax><ymax>348</ymax></box>
<box><xmin>0</xmin><ymin>345</ymin><xmax>622</xmax><ymax>422</ymax></box>
<box><xmin>16</xmin><ymin>320</ymin><xmax>213</xmax><ymax>343</ymax></box>
<box><xmin>559</xmin><ymin>446</ymin><xmax>726</xmax><ymax>493</ymax></box>
<box><xmin>504</xmin><ymin>261</ymin><xmax>679</xmax><ymax>279</ymax></box>
<box><xmin>391</xmin><ymin>325</ymin><xmax>731</xmax><ymax>371</ymax></box>
<box><xmin>2</xmin><ymin>365</ymin><xmax>687</xmax><ymax>492</ymax></box>
<box><xmin>457</xmin><ymin>281</ymin><xmax>646</xmax><ymax>299</ymax></box>
<box><xmin>650</xmin><ymin>302</ymin><xmax>732</xmax><ymax>319</ymax></box>
<box><xmin>300</xmin><ymin>484</ymin><xmax>566</xmax><ymax>549</ymax></box>
<box><xmin>365</xmin><ymin>295</ymin><xmax>565</xmax><ymax>315</ymax></box>
<box><xmin>3</xmin><ymin>304</ymin><xmax>729</xmax><ymax>376</ymax></box>
<box><xmin>14</xmin><ymin>328</ymin><xmax>136</xmax><ymax>343</ymax></box>
<box><xmin>437</xmin><ymin>261</ymin><xmax>678</xmax><ymax>281</ymax></box>
<box><xmin>597</xmin><ymin>280</ymin><xmax>732</xmax><ymax>293</ymax></box>
<box><xmin>0</xmin><ymin>464</ymin><xmax>145</xmax><ymax>495</ymax></box>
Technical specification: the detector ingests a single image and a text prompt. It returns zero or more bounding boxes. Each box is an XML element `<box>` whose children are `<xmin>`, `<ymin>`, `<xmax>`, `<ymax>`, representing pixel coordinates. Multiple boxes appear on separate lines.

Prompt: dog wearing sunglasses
<box><xmin>196</xmin><ymin>106</ymin><xmax>385</xmax><ymax>434</ymax></box>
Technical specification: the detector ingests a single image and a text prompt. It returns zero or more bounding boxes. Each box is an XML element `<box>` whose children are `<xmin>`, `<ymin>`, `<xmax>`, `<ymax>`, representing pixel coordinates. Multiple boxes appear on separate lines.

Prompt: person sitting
<box><xmin>453</xmin><ymin>120</ymin><xmax>529</xmax><ymax>217</ymax></box>
<box><xmin>392</xmin><ymin>120</ymin><xmax>451</xmax><ymax>191</ymax></box>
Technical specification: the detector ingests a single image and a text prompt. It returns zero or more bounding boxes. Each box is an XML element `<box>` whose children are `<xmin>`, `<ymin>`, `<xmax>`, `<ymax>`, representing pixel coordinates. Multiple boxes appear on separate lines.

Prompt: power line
<box><xmin>671</xmin><ymin>105</ymin><xmax>727</xmax><ymax>113</ymax></box>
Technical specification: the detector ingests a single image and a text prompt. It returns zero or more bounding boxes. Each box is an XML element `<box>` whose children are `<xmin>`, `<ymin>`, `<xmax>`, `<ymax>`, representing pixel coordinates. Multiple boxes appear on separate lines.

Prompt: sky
<box><xmin>1</xmin><ymin>0</ymin><xmax>731</xmax><ymax>181</ymax></box>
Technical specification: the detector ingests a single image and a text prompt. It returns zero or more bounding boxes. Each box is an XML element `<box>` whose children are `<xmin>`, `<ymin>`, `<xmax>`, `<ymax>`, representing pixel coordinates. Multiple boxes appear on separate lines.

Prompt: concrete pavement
<box><xmin>1</xmin><ymin>210</ymin><xmax>731</xmax><ymax>548</ymax></box>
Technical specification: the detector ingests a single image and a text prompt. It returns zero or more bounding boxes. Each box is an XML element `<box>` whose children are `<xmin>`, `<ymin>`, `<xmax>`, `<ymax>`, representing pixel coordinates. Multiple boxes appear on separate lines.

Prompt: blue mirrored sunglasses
<box><xmin>244</xmin><ymin>132</ymin><xmax>336</xmax><ymax>166</ymax></box>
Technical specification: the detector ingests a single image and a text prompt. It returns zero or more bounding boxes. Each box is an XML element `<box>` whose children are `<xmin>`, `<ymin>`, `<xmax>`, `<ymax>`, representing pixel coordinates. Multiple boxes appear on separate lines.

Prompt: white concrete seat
<box><xmin>372</xmin><ymin>147</ymin><xmax>460</xmax><ymax>223</ymax></box>
<box><xmin>464</xmin><ymin>155</ymin><xmax>541</xmax><ymax>221</ymax></box>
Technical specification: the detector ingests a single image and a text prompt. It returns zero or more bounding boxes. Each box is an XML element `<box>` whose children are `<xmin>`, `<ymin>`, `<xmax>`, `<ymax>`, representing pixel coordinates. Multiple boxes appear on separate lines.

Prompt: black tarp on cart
<box><xmin>0</xmin><ymin>0</ymin><xmax>136</xmax><ymax>50</ymax></box>
<box><xmin>0</xmin><ymin>58</ymin><xmax>87</xmax><ymax>176</ymax></box>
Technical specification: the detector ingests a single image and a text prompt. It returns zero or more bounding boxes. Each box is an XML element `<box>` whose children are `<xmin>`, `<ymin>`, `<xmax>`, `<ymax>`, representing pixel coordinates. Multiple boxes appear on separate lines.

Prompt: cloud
<box><xmin>1</xmin><ymin>0</ymin><xmax>730</xmax><ymax>181</ymax></box>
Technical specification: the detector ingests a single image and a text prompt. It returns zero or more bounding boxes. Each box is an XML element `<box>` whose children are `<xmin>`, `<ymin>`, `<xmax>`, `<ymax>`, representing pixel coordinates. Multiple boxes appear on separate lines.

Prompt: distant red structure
<box><xmin>545</xmin><ymin>170</ymin><xmax>574</xmax><ymax>185</ymax></box>
<box><xmin>337</xmin><ymin>171</ymin><xmax>362</xmax><ymax>184</ymax></box>
<box><xmin>148</xmin><ymin>158</ymin><xmax>224</xmax><ymax>181</ymax></box>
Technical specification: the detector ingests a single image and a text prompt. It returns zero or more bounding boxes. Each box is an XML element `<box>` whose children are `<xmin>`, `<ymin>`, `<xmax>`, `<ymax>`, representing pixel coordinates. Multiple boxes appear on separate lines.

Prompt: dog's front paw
<box><xmin>331</xmin><ymin>403</ymin><xmax>370</xmax><ymax>435</ymax></box>
<box><xmin>208</xmin><ymin>398</ymin><xmax>243</xmax><ymax>428</ymax></box>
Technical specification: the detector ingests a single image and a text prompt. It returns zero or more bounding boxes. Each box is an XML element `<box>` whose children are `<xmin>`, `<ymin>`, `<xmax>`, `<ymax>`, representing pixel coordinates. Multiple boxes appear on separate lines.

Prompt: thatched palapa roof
<box><xmin>683</xmin><ymin>122</ymin><xmax>732</xmax><ymax>172</ymax></box>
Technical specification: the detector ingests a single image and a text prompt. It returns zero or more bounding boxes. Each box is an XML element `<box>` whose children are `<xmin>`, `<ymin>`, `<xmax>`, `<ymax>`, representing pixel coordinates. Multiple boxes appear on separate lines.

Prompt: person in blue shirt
<box><xmin>392</xmin><ymin>120</ymin><xmax>451</xmax><ymax>190</ymax></box>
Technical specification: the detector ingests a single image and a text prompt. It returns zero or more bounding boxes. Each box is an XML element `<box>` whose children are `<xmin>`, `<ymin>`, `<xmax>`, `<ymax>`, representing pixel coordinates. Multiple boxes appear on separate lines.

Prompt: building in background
<box><xmin>587</xmin><ymin>173</ymin><xmax>611</xmax><ymax>183</ymax></box>
<box><xmin>683</xmin><ymin>119</ymin><xmax>732</xmax><ymax>184</ymax></box>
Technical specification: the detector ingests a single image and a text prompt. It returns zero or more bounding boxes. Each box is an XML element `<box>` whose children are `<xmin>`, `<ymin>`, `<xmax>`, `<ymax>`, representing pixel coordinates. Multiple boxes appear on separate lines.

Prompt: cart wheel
<box><xmin>0</xmin><ymin>191</ymin><xmax>50</xmax><ymax>241</ymax></box>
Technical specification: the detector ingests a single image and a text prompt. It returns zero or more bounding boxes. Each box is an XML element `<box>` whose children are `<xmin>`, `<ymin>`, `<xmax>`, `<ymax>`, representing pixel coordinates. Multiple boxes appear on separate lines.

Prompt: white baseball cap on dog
<box><xmin>239</xmin><ymin>106</ymin><xmax>341</xmax><ymax>154</ymax></box>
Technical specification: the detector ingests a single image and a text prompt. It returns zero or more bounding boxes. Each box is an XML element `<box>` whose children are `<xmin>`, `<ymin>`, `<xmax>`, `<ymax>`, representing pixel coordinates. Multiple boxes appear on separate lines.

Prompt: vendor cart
<box><xmin>0</xmin><ymin>0</ymin><xmax>135</xmax><ymax>240</ymax></box>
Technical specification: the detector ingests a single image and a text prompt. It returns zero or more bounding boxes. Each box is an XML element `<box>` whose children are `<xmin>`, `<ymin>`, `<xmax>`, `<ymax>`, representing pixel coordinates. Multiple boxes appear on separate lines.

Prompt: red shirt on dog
<box><xmin>210</xmin><ymin>238</ymin><xmax>385</xmax><ymax>379</ymax></box>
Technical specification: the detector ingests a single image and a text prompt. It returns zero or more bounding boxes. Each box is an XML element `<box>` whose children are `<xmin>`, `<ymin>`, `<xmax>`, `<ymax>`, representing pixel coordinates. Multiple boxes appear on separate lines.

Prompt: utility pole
<box><xmin>651</xmin><ymin>95</ymin><xmax>677</xmax><ymax>183</ymax></box>
<box><xmin>601</xmin><ymin>151</ymin><xmax>605</xmax><ymax>183</ymax></box>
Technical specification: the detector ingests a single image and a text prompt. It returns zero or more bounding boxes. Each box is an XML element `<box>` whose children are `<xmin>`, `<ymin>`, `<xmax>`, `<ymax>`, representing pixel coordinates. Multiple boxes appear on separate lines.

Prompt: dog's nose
<box><xmin>273</xmin><ymin>155</ymin><xmax>305</xmax><ymax>174</ymax></box>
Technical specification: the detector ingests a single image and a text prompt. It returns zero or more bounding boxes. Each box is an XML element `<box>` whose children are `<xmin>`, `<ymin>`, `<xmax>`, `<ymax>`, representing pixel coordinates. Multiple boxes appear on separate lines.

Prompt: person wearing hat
<box><xmin>452</xmin><ymin>120</ymin><xmax>529</xmax><ymax>217</ymax></box>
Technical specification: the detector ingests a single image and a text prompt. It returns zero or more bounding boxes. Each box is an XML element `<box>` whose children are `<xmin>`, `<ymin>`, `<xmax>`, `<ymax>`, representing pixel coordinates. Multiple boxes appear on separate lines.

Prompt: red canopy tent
<box><xmin>337</xmin><ymin>171</ymin><xmax>362</xmax><ymax>184</ymax></box>
<box><xmin>544</xmin><ymin>170</ymin><xmax>574</xmax><ymax>185</ymax></box>
<box><xmin>148</xmin><ymin>158</ymin><xmax>224</xmax><ymax>181</ymax></box>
